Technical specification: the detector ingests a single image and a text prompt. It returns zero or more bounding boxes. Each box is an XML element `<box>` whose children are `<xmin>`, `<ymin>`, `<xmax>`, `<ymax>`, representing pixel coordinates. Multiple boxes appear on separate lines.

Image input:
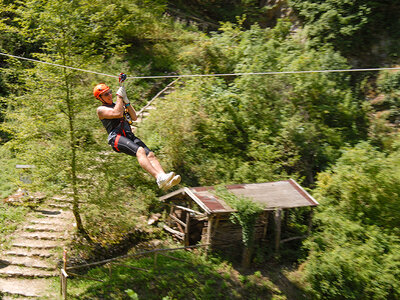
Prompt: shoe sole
<box><xmin>163</xmin><ymin>175</ymin><xmax>181</xmax><ymax>191</ymax></box>
<box><xmin>158</xmin><ymin>172</ymin><xmax>175</xmax><ymax>189</ymax></box>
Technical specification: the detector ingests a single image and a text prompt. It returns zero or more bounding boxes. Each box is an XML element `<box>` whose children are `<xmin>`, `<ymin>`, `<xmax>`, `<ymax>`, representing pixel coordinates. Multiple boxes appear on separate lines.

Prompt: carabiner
<box><xmin>119</xmin><ymin>73</ymin><xmax>127</xmax><ymax>86</ymax></box>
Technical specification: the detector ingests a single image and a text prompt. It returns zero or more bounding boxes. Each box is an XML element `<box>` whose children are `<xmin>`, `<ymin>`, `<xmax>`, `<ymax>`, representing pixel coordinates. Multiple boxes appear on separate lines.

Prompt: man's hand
<box><xmin>117</xmin><ymin>86</ymin><xmax>130</xmax><ymax>104</ymax></box>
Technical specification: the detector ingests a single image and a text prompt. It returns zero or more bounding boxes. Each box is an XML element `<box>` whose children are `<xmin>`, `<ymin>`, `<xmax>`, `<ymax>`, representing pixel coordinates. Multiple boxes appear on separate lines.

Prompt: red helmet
<box><xmin>93</xmin><ymin>83</ymin><xmax>110</xmax><ymax>100</ymax></box>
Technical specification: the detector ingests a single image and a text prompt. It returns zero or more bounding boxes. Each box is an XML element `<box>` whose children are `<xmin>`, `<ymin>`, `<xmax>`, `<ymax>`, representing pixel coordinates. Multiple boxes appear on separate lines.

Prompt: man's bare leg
<box><xmin>147</xmin><ymin>151</ymin><xmax>165</xmax><ymax>175</ymax></box>
<box><xmin>137</xmin><ymin>147</ymin><xmax>179</xmax><ymax>190</ymax></box>
<box><xmin>136</xmin><ymin>147</ymin><xmax>160</xmax><ymax>178</ymax></box>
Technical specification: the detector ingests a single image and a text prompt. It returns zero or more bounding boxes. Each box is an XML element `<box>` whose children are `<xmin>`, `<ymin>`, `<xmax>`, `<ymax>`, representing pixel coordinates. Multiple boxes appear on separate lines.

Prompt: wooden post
<box><xmin>60</xmin><ymin>269</ymin><xmax>63</xmax><ymax>296</ymax></box>
<box><xmin>262</xmin><ymin>211</ymin><xmax>269</xmax><ymax>241</ymax></box>
<box><xmin>60</xmin><ymin>269</ymin><xmax>68</xmax><ymax>300</ymax></box>
<box><xmin>169</xmin><ymin>205</ymin><xmax>174</xmax><ymax>227</ymax></box>
<box><xmin>184</xmin><ymin>211</ymin><xmax>190</xmax><ymax>247</ymax></box>
<box><xmin>63</xmin><ymin>249</ymin><xmax>67</xmax><ymax>271</ymax></box>
<box><xmin>206</xmin><ymin>216</ymin><xmax>214</xmax><ymax>254</ymax></box>
<box><xmin>60</xmin><ymin>249</ymin><xmax>68</xmax><ymax>299</ymax></box>
<box><xmin>283</xmin><ymin>209</ymin><xmax>289</xmax><ymax>232</ymax></box>
<box><xmin>274</xmin><ymin>209</ymin><xmax>282</xmax><ymax>253</ymax></box>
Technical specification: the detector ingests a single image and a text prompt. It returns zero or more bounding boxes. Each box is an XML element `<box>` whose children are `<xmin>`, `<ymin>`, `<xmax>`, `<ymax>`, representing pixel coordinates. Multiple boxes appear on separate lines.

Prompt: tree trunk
<box><xmin>274</xmin><ymin>208</ymin><xmax>282</xmax><ymax>254</ymax></box>
<box><xmin>241</xmin><ymin>245</ymin><xmax>254</xmax><ymax>269</ymax></box>
<box><xmin>63</xmin><ymin>66</ymin><xmax>92</xmax><ymax>243</ymax></box>
<box><xmin>241</xmin><ymin>230</ymin><xmax>256</xmax><ymax>268</ymax></box>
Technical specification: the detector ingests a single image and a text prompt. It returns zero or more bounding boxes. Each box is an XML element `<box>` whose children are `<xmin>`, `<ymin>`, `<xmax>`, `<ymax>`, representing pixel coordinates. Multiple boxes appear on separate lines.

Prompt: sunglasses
<box><xmin>102</xmin><ymin>90</ymin><xmax>112</xmax><ymax>96</ymax></box>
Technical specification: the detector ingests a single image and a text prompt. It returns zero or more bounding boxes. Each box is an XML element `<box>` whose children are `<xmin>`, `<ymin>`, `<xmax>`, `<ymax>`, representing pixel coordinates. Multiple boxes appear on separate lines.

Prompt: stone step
<box><xmin>29</xmin><ymin>218</ymin><xmax>71</xmax><ymax>226</ymax></box>
<box><xmin>23</xmin><ymin>223</ymin><xmax>65</xmax><ymax>232</ymax></box>
<box><xmin>35</xmin><ymin>209</ymin><xmax>74</xmax><ymax>219</ymax></box>
<box><xmin>12</xmin><ymin>239</ymin><xmax>61</xmax><ymax>249</ymax></box>
<box><xmin>19</xmin><ymin>231</ymin><xmax>66</xmax><ymax>241</ymax></box>
<box><xmin>1</xmin><ymin>256</ymin><xmax>55</xmax><ymax>271</ymax></box>
<box><xmin>0</xmin><ymin>265</ymin><xmax>56</xmax><ymax>278</ymax></box>
<box><xmin>0</xmin><ymin>278</ymin><xmax>52</xmax><ymax>298</ymax></box>
<box><xmin>4</xmin><ymin>248</ymin><xmax>54</xmax><ymax>259</ymax></box>
<box><xmin>52</xmin><ymin>195</ymin><xmax>72</xmax><ymax>203</ymax></box>
<box><xmin>34</xmin><ymin>208</ymin><xmax>63</xmax><ymax>215</ymax></box>
<box><xmin>48</xmin><ymin>202</ymin><xmax>72</xmax><ymax>209</ymax></box>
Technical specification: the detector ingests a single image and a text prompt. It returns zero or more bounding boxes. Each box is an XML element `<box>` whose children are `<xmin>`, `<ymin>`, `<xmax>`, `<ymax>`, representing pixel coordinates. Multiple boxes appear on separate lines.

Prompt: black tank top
<box><xmin>100</xmin><ymin>103</ymin><xmax>125</xmax><ymax>134</ymax></box>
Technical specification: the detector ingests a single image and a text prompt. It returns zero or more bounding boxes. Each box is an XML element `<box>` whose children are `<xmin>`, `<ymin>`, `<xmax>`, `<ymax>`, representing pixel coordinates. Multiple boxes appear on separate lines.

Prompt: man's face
<box><xmin>100</xmin><ymin>90</ymin><xmax>113</xmax><ymax>104</ymax></box>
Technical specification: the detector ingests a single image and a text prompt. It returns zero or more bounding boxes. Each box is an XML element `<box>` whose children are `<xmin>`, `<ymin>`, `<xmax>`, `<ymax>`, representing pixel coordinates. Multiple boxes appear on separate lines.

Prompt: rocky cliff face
<box><xmin>259</xmin><ymin>0</ymin><xmax>297</xmax><ymax>28</ymax></box>
<box><xmin>166</xmin><ymin>0</ymin><xmax>296</xmax><ymax>30</ymax></box>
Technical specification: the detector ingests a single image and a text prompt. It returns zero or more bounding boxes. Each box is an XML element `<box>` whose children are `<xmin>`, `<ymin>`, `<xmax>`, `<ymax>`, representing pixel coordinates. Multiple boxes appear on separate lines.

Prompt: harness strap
<box><xmin>113</xmin><ymin>119</ymin><xmax>127</xmax><ymax>152</ymax></box>
<box><xmin>114</xmin><ymin>134</ymin><xmax>121</xmax><ymax>151</ymax></box>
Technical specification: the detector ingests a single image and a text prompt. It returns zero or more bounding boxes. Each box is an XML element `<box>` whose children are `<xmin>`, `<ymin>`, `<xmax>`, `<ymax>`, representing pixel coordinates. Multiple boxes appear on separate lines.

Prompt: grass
<box><xmin>0</xmin><ymin>156</ymin><xmax>19</xmax><ymax>199</ymax></box>
<box><xmin>66</xmin><ymin>247</ymin><xmax>294</xmax><ymax>300</ymax></box>
<box><xmin>0</xmin><ymin>153</ymin><xmax>31</xmax><ymax>249</ymax></box>
<box><xmin>0</xmin><ymin>201</ymin><xmax>29</xmax><ymax>249</ymax></box>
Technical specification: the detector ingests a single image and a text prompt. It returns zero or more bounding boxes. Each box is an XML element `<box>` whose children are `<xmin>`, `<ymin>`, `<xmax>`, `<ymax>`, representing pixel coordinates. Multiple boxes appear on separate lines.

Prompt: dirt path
<box><xmin>0</xmin><ymin>196</ymin><xmax>74</xmax><ymax>299</ymax></box>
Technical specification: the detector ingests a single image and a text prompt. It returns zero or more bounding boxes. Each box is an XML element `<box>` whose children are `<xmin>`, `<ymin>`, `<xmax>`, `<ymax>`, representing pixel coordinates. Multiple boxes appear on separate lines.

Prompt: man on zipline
<box><xmin>94</xmin><ymin>83</ymin><xmax>181</xmax><ymax>190</ymax></box>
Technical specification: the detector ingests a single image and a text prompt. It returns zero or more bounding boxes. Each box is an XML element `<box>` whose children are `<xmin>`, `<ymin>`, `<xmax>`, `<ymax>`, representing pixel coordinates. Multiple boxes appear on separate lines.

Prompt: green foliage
<box><xmin>0</xmin><ymin>0</ymin><xmax>200</xmax><ymax>243</ymax></box>
<box><xmin>1</xmin><ymin>1</ymin><xmax>400</xmax><ymax>298</ymax></box>
<box><xmin>215</xmin><ymin>186</ymin><xmax>263</xmax><ymax>247</ymax></box>
<box><xmin>0</xmin><ymin>150</ymin><xmax>18</xmax><ymax>199</ymax></box>
<box><xmin>303</xmin><ymin>211</ymin><xmax>400</xmax><ymax>300</ymax></box>
<box><xmin>0</xmin><ymin>201</ymin><xmax>28</xmax><ymax>249</ymax></box>
<box><xmin>289</xmin><ymin>0</ymin><xmax>400</xmax><ymax>60</ymax></box>
<box><xmin>375</xmin><ymin>70</ymin><xmax>400</xmax><ymax>125</ymax></box>
<box><xmin>142</xmin><ymin>20</ymin><xmax>367</xmax><ymax>186</ymax></box>
<box><xmin>2</xmin><ymin>0</ymin><xmax>156</xmax><ymax>239</ymax></box>
<box><xmin>125</xmin><ymin>289</ymin><xmax>139</xmax><ymax>300</ymax></box>
<box><xmin>302</xmin><ymin>141</ymin><xmax>400</xmax><ymax>299</ymax></box>
<box><xmin>314</xmin><ymin>142</ymin><xmax>400</xmax><ymax>232</ymax></box>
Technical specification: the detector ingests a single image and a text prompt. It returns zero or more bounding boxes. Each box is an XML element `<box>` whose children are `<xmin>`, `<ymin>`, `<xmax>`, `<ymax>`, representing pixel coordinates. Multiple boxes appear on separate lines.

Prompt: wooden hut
<box><xmin>160</xmin><ymin>179</ymin><xmax>319</xmax><ymax>256</ymax></box>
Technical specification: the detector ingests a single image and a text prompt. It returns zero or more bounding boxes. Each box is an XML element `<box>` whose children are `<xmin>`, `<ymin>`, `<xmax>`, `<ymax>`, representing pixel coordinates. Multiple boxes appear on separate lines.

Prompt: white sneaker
<box><xmin>162</xmin><ymin>174</ymin><xmax>181</xmax><ymax>191</ymax></box>
<box><xmin>156</xmin><ymin>172</ymin><xmax>175</xmax><ymax>189</ymax></box>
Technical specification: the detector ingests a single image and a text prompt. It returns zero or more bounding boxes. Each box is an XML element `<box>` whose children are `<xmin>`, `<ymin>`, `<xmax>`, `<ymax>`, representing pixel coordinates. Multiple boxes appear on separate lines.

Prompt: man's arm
<box><xmin>116</xmin><ymin>86</ymin><xmax>137</xmax><ymax>121</ymax></box>
<box><xmin>97</xmin><ymin>95</ymin><xmax>125</xmax><ymax>120</ymax></box>
<box><xmin>126</xmin><ymin>104</ymin><xmax>137</xmax><ymax>121</ymax></box>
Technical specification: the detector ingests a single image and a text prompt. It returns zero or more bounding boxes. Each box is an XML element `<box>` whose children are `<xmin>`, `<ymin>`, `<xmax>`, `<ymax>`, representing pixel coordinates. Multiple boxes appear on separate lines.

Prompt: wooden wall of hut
<box><xmin>200</xmin><ymin>211</ymin><xmax>272</xmax><ymax>256</ymax></box>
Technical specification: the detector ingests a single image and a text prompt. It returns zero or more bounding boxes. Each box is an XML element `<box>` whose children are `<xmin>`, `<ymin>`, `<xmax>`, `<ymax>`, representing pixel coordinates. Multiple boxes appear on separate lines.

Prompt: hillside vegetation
<box><xmin>1</xmin><ymin>0</ymin><xmax>399</xmax><ymax>299</ymax></box>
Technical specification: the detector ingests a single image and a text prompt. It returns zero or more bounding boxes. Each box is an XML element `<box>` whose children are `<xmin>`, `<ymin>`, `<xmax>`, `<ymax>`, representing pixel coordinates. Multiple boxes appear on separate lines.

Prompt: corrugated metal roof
<box><xmin>160</xmin><ymin>179</ymin><xmax>319</xmax><ymax>214</ymax></box>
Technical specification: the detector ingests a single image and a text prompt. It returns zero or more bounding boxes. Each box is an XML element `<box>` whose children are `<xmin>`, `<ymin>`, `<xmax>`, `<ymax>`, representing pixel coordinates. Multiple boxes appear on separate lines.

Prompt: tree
<box><xmin>301</xmin><ymin>141</ymin><xmax>400</xmax><ymax>298</ymax></box>
<box><xmin>4</xmin><ymin>0</ymin><xmax>131</xmax><ymax>241</ymax></box>
<box><xmin>303</xmin><ymin>212</ymin><xmax>400</xmax><ymax>299</ymax></box>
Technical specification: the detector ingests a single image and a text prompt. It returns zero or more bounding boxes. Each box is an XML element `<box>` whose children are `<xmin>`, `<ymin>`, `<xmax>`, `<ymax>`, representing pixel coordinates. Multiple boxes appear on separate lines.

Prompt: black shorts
<box><xmin>108</xmin><ymin>130</ymin><xmax>151</xmax><ymax>156</ymax></box>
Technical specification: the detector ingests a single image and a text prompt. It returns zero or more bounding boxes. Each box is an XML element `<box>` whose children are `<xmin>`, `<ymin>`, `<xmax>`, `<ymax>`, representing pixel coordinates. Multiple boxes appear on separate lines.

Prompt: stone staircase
<box><xmin>0</xmin><ymin>197</ymin><xmax>74</xmax><ymax>299</ymax></box>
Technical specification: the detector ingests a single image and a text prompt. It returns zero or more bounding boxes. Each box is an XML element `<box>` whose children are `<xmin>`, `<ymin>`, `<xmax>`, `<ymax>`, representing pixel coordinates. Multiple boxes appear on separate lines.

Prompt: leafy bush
<box><xmin>314</xmin><ymin>142</ymin><xmax>400</xmax><ymax>232</ymax></box>
<box><xmin>215</xmin><ymin>186</ymin><xmax>263</xmax><ymax>247</ymax></box>
<box><xmin>302</xmin><ymin>141</ymin><xmax>400</xmax><ymax>299</ymax></box>
<box><xmin>304</xmin><ymin>211</ymin><xmax>400</xmax><ymax>300</ymax></box>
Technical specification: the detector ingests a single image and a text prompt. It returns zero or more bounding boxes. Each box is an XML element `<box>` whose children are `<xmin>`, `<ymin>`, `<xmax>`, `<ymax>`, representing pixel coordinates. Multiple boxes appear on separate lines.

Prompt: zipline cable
<box><xmin>0</xmin><ymin>52</ymin><xmax>118</xmax><ymax>78</ymax></box>
<box><xmin>2</xmin><ymin>51</ymin><xmax>400</xmax><ymax>80</ymax></box>
<box><xmin>126</xmin><ymin>67</ymin><xmax>400</xmax><ymax>79</ymax></box>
